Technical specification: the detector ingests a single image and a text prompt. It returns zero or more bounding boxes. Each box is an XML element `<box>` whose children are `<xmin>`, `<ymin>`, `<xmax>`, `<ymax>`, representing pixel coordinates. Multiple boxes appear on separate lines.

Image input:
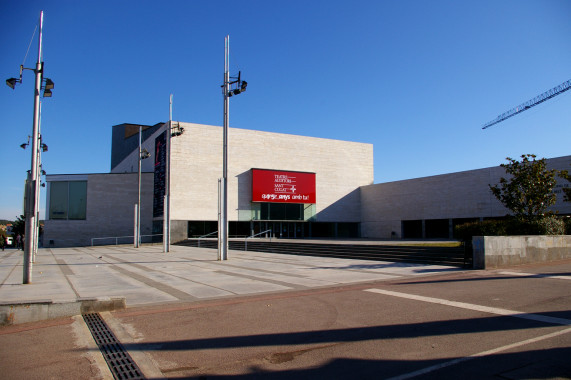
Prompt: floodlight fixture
<box><xmin>44</xmin><ymin>78</ymin><xmax>54</xmax><ymax>90</ymax></box>
<box><xmin>43</xmin><ymin>88</ymin><xmax>52</xmax><ymax>97</ymax></box>
<box><xmin>171</xmin><ymin>125</ymin><xmax>184</xmax><ymax>137</ymax></box>
<box><xmin>20</xmin><ymin>136</ymin><xmax>31</xmax><ymax>149</ymax></box>
<box><xmin>6</xmin><ymin>78</ymin><xmax>20</xmax><ymax>89</ymax></box>
<box><xmin>225</xmin><ymin>70</ymin><xmax>247</xmax><ymax>97</ymax></box>
<box><xmin>41</xmin><ymin>143</ymin><xmax>48</xmax><ymax>152</ymax></box>
<box><xmin>141</xmin><ymin>148</ymin><xmax>150</xmax><ymax>159</ymax></box>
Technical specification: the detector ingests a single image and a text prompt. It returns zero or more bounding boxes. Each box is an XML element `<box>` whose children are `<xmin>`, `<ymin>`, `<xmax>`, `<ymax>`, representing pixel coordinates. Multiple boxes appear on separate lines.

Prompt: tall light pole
<box><xmin>220</xmin><ymin>35</ymin><xmax>247</xmax><ymax>261</ymax></box>
<box><xmin>220</xmin><ymin>36</ymin><xmax>230</xmax><ymax>261</ymax></box>
<box><xmin>135</xmin><ymin>126</ymin><xmax>150</xmax><ymax>248</ymax></box>
<box><xmin>6</xmin><ymin>11</ymin><xmax>54</xmax><ymax>283</ymax></box>
<box><xmin>164</xmin><ymin>94</ymin><xmax>173</xmax><ymax>253</ymax></box>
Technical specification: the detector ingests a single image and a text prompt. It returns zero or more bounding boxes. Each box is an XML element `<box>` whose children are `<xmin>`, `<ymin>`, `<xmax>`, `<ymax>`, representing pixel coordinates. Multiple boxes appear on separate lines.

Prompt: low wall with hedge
<box><xmin>472</xmin><ymin>235</ymin><xmax>571</xmax><ymax>269</ymax></box>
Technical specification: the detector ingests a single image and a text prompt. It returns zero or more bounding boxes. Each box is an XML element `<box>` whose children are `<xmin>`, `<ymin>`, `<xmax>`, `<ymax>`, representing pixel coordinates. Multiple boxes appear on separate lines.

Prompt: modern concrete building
<box><xmin>44</xmin><ymin>122</ymin><xmax>374</xmax><ymax>247</ymax></box>
<box><xmin>43</xmin><ymin>121</ymin><xmax>571</xmax><ymax>247</ymax></box>
<box><xmin>361</xmin><ymin>155</ymin><xmax>571</xmax><ymax>239</ymax></box>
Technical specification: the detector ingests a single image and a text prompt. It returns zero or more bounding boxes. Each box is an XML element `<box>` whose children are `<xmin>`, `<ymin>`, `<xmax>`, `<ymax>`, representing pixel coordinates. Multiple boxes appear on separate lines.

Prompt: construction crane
<box><xmin>482</xmin><ymin>79</ymin><xmax>571</xmax><ymax>129</ymax></box>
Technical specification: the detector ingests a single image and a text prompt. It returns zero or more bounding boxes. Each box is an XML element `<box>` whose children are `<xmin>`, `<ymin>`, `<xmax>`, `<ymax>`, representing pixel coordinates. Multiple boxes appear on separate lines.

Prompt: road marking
<box><xmin>499</xmin><ymin>271</ymin><xmax>571</xmax><ymax>281</ymax></box>
<box><xmin>364</xmin><ymin>288</ymin><xmax>571</xmax><ymax>325</ymax></box>
<box><xmin>365</xmin><ymin>288</ymin><xmax>571</xmax><ymax>379</ymax></box>
<box><xmin>385</xmin><ymin>326</ymin><xmax>571</xmax><ymax>380</ymax></box>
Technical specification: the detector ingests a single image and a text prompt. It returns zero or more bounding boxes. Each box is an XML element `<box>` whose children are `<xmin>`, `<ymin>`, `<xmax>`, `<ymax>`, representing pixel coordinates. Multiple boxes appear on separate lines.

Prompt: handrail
<box><xmin>91</xmin><ymin>234</ymin><xmax>163</xmax><ymax>247</ymax></box>
<box><xmin>197</xmin><ymin>231</ymin><xmax>218</xmax><ymax>247</ymax></box>
<box><xmin>245</xmin><ymin>229</ymin><xmax>272</xmax><ymax>251</ymax></box>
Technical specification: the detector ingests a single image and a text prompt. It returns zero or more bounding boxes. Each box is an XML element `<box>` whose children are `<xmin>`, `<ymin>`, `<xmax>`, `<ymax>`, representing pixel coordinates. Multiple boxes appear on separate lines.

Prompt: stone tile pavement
<box><xmin>0</xmin><ymin>244</ymin><xmax>462</xmax><ymax>321</ymax></box>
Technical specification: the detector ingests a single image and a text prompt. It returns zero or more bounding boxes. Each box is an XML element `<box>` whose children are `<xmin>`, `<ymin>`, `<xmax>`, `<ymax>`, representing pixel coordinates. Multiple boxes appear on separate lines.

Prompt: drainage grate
<box><xmin>83</xmin><ymin>313</ymin><xmax>145</xmax><ymax>380</ymax></box>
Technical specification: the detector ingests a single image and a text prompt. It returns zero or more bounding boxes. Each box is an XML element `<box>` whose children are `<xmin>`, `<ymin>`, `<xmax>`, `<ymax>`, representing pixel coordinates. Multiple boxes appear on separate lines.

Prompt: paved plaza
<box><xmin>1</xmin><ymin>245</ymin><xmax>570</xmax><ymax>379</ymax></box>
<box><xmin>0</xmin><ymin>244</ymin><xmax>460</xmax><ymax>309</ymax></box>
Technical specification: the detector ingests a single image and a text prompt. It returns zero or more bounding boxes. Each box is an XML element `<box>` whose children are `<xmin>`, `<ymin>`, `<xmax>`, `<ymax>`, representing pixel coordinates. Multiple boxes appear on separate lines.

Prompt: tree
<box><xmin>489</xmin><ymin>154</ymin><xmax>558</xmax><ymax>221</ymax></box>
<box><xmin>559</xmin><ymin>165</ymin><xmax>571</xmax><ymax>202</ymax></box>
<box><xmin>11</xmin><ymin>215</ymin><xmax>26</xmax><ymax>237</ymax></box>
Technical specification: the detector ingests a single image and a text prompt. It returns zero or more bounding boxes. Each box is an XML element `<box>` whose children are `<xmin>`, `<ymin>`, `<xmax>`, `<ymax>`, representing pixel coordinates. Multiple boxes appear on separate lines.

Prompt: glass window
<box><xmin>258</xmin><ymin>203</ymin><xmax>304</xmax><ymax>221</ymax></box>
<box><xmin>49</xmin><ymin>181</ymin><xmax>87</xmax><ymax>220</ymax></box>
<box><xmin>49</xmin><ymin>181</ymin><xmax>68</xmax><ymax>219</ymax></box>
<box><xmin>68</xmin><ymin>181</ymin><xmax>87</xmax><ymax>219</ymax></box>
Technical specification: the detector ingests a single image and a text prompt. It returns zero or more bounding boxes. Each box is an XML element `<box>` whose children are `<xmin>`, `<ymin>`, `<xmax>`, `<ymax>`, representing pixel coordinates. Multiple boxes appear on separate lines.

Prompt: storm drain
<box><xmin>83</xmin><ymin>313</ymin><xmax>145</xmax><ymax>380</ymax></box>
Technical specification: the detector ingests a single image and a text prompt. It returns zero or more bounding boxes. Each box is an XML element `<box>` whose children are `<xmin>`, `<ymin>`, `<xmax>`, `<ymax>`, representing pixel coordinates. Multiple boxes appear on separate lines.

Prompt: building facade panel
<box><xmin>43</xmin><ymin>173</ymin><xmax>154</xmax><ymax>247</ymax></box>
<box><xmin>168</xmin><ymin>123</ymin><xmax>374</xmax><ymax>223</ymax></box>
<box><xmin>361</xmin><ymin>155</ymin><xmax>571</xmax><ymax>239</ymax></box>
<box><xmin>43</xmin><ymin>120</ymin><xmax>570</xmax><ymax>247</ymax></box>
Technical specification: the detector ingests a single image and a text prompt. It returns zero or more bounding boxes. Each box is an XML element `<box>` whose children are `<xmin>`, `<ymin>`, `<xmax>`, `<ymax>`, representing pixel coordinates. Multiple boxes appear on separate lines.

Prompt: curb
<box><xmin>0</xmin><ymin>297</ymin><xmax>126</xmax><ymax>326</ymax></box>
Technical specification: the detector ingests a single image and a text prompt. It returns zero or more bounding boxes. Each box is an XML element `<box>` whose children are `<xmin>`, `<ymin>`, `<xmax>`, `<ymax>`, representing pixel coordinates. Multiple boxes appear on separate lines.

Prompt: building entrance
<box><xmin>252</xmin><ymin>221</ymin><xmax>305</xmax><ymax>239</ymax></box>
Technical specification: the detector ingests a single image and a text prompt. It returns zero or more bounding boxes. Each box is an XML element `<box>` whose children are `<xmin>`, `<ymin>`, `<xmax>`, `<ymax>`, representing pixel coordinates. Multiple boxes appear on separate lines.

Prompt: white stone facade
<box><xmin>45</xmin><ymin>123</ymin><xmax>374</xmax><ymax>246</ymax></box>
<box><xmin>43</xmin><ymin>173</ymin><xmax>154</xmax><ymax>247</ymax></box>
<box><xmin>43</xmin><ymin>120</ymin><xmax>570</xmax><ymax>247</ymax></box>
<box><xmin>166</xmin><ymin>123</ymin><xmax>374</xmax><ymax>223</ymax></box>
<box><xmin>361</xmin><ymin>155</ymin><xmax>571</xmax><ymax>239</ymax></box>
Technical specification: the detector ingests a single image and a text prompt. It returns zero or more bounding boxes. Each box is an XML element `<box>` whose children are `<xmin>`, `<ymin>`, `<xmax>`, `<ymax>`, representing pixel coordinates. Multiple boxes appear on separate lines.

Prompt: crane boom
<box><xmin>482</xmin><ymin>79</ymin><xmax>571</xmax><ymax>129</ymax></box>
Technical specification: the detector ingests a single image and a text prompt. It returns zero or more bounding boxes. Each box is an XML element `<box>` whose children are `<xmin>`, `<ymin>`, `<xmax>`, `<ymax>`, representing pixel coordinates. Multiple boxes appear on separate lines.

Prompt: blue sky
<box><xmin>1</xmin><ymin>0</ymin><xmax>570</xmax><ymax>220</ymax></box>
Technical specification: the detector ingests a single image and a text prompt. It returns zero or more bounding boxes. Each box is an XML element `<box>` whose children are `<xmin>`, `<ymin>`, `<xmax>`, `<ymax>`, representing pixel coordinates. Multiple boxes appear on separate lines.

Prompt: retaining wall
<box><xmin>472</xmin><ymin>235</ymin><xmax>571</xmax><ymax>269</ymax></box>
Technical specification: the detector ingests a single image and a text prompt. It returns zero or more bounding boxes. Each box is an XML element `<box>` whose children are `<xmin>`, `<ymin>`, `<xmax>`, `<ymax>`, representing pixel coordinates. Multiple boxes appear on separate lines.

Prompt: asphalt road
<box><xmin>1</xmin><ymin>259</ymin><xmax>570</xmax><ymax>379</ymax></box>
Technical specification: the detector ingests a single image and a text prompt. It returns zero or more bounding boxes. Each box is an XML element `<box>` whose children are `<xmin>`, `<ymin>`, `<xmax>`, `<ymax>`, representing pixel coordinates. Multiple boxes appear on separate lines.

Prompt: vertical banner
<box><xmin>153</xmin><ymin>131</ymin><xmax>167</xmax><ymax>217</ymax></box>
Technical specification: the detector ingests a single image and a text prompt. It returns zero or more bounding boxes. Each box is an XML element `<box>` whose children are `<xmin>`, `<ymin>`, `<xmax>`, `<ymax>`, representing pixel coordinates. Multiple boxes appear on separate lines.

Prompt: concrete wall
<box><xmin>43</xmin><ymin>173</ymin><xmax>154</xmax><ymax>247</ymax></box>
<box><xmin>361</xmin><ymin>155</ymin><xmax>571</xmax><ymax>239</ymax></box>
<box><xmin>166</xmin><ymin>123</ymin><xmax>374</xmax><ymax>223</ymax></box>
<box><xmin>45</xmin><ymin>123</ymin><xmax>373</xmax><ymax>247</ymax></box>
<box><xmin>472</xmin><ymin>235</ymin><xmax>571</xmax><ymax>269</ymax></box>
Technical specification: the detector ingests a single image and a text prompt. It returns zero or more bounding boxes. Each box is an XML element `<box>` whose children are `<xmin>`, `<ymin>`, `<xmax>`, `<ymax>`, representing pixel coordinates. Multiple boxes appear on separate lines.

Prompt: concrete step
<box><xmin>178</xmin><ymin>239</ymin><xmax>471</xmax><ymax>267</ymax></box>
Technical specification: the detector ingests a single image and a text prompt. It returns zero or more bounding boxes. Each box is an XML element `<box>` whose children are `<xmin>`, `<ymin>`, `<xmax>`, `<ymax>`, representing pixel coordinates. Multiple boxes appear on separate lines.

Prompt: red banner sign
<box><xmin>252</xmin><ymin>169</ymin><xmax>316</xmax><ymax>204</ymax></box>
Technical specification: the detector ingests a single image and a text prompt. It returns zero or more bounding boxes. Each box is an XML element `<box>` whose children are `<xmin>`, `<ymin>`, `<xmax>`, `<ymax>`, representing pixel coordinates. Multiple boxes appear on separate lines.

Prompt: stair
<box><xmin>177</xmin><ymin>239</ymin><xmax>472</xmax><ymax>268</ymax></box>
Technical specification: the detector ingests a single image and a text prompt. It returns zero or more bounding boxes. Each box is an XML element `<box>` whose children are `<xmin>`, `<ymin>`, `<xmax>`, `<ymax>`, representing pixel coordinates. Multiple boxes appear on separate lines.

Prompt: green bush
<box><xmin>530</xmin><ymin>216</ymin><xmax>565</xmax><ymax>235</ymax></box>
<box><xmin>564</xmin><ymin>218</ymin><xmax>571</xmax><ymax>234</ymax></box>
<box><xmin>454</xmin><ymin>220</ymin><xmax>507</xmax><ymax>242</ymax></box>
<box><xmin>455</xmin><ymin>216</ymin><xmax>566</xmax><ymax>242</ymax></box>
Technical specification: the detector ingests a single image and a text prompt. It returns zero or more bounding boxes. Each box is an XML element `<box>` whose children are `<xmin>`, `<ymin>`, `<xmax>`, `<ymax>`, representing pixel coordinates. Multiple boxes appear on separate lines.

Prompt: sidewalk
<box><xmin>0</xmin><ymin>244</ymin><xmax>461</xmax><ymax>324</ymax></box>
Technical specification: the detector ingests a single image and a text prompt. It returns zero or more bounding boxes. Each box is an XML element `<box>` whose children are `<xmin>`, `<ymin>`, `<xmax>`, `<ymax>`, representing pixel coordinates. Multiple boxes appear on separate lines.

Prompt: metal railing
<box><xmin>197</xmin><ymin>231</ymin><xmax>218</xmax><ymax>247</ymax></box>
<box><xmin>91</xmin><ymin>234</ymin><xmax>163</xmax><ymax>247</ymax></box>
<box><xmin>245</xmin><ymin>229</ymin><xmax>272</xmax><ymax>251</ymax></box>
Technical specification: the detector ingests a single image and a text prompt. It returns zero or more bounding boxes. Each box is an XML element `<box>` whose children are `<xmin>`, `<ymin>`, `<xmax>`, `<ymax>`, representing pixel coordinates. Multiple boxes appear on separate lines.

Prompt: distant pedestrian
<box><xmin>16</xmin><ymin>234</ymin><xmax>22</xmax><ymax>250</ymax></box>
<box><xmin>0</xmin><ymin>236</ymin><xmax>5</xmax><ymax>251</ymax></box>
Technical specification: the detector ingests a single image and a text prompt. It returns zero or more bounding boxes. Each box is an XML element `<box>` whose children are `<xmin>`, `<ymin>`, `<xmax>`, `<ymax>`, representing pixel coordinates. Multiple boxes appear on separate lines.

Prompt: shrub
<box><xmin>564</xmin><ymin>217</ymin><xmax>571</xmax><ymax>235</ymax></box>
<box><xmin>507</xmin><ymin>216</ymin><xmax>565</xmax><ymax>235</ymax></box>
<box><xmin>454</xmin><ymin>220</ymin><xmax>507</xmax><ymax>242</ymax></box>
<box><xmin>455</xmin><ymin>216</ymin><xmax>566</xmax><ymax>242</ymax></box>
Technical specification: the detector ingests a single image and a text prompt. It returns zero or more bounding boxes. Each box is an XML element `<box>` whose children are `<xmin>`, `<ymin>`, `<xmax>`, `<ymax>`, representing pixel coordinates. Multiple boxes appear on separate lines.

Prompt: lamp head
<box><xmin>44</xmin><ymin>78</ymin><xmax>54</xmax><ymax>90</ymax></box>
<box><xmin>141</xmin><ymin>149</ymin><xmax>150</xmax><ymax>159</ymax></box>
<box><xmin>6</xmin><ymin>78</ymin><xmax>19</xmax><ymax>89</ymax></box>
<box><xmin>43</xmin><ymin>89</ymin><xmax>52</xmax><ymax>98</ymax></box>
<box><xmin>20</xmin><ymin>143</ymin><xmax>28</xmax><ymax>149</ymax></box>
<box><xmin>42</xmin><ymin>144</ymin><xmax>48</xmax><ymax>152</ymax></box>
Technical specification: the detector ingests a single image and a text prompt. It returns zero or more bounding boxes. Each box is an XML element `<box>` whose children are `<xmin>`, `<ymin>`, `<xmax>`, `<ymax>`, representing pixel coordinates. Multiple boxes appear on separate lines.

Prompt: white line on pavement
<box><xmin>364</xmin><ymin>288</ymin><xmax>571</xmax><ymax>325</ymax></box>
<box><xmin>364</xmin><ymin>288</ymin><xmax>571</xmax><ymax>380</ymax></box>
<box><xmin>385</xmin><ymin>327</ymin><xmax>571</xmax><ymax>380</ymax></box>
<box><xmin>499</xmin><ymin>271</ymin><xmax>571</xmax><ymax>281</ymax></box>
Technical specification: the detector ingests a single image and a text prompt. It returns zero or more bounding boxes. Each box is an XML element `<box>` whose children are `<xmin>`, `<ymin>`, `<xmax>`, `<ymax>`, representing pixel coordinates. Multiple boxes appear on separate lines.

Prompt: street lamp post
<box><xmin>220</xmin><ymin>35</ymin><xmax>247</xmax><ymax>261</ymax></box>
<box><xmin>135</xmin><ymin>126</ymin><xmax>150</xmax><ymax>248</ymax></box>
<box><xmin>5</xmin><ymin>11</ymin><xmax>54</xmax><ymax>284</ymax></box>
